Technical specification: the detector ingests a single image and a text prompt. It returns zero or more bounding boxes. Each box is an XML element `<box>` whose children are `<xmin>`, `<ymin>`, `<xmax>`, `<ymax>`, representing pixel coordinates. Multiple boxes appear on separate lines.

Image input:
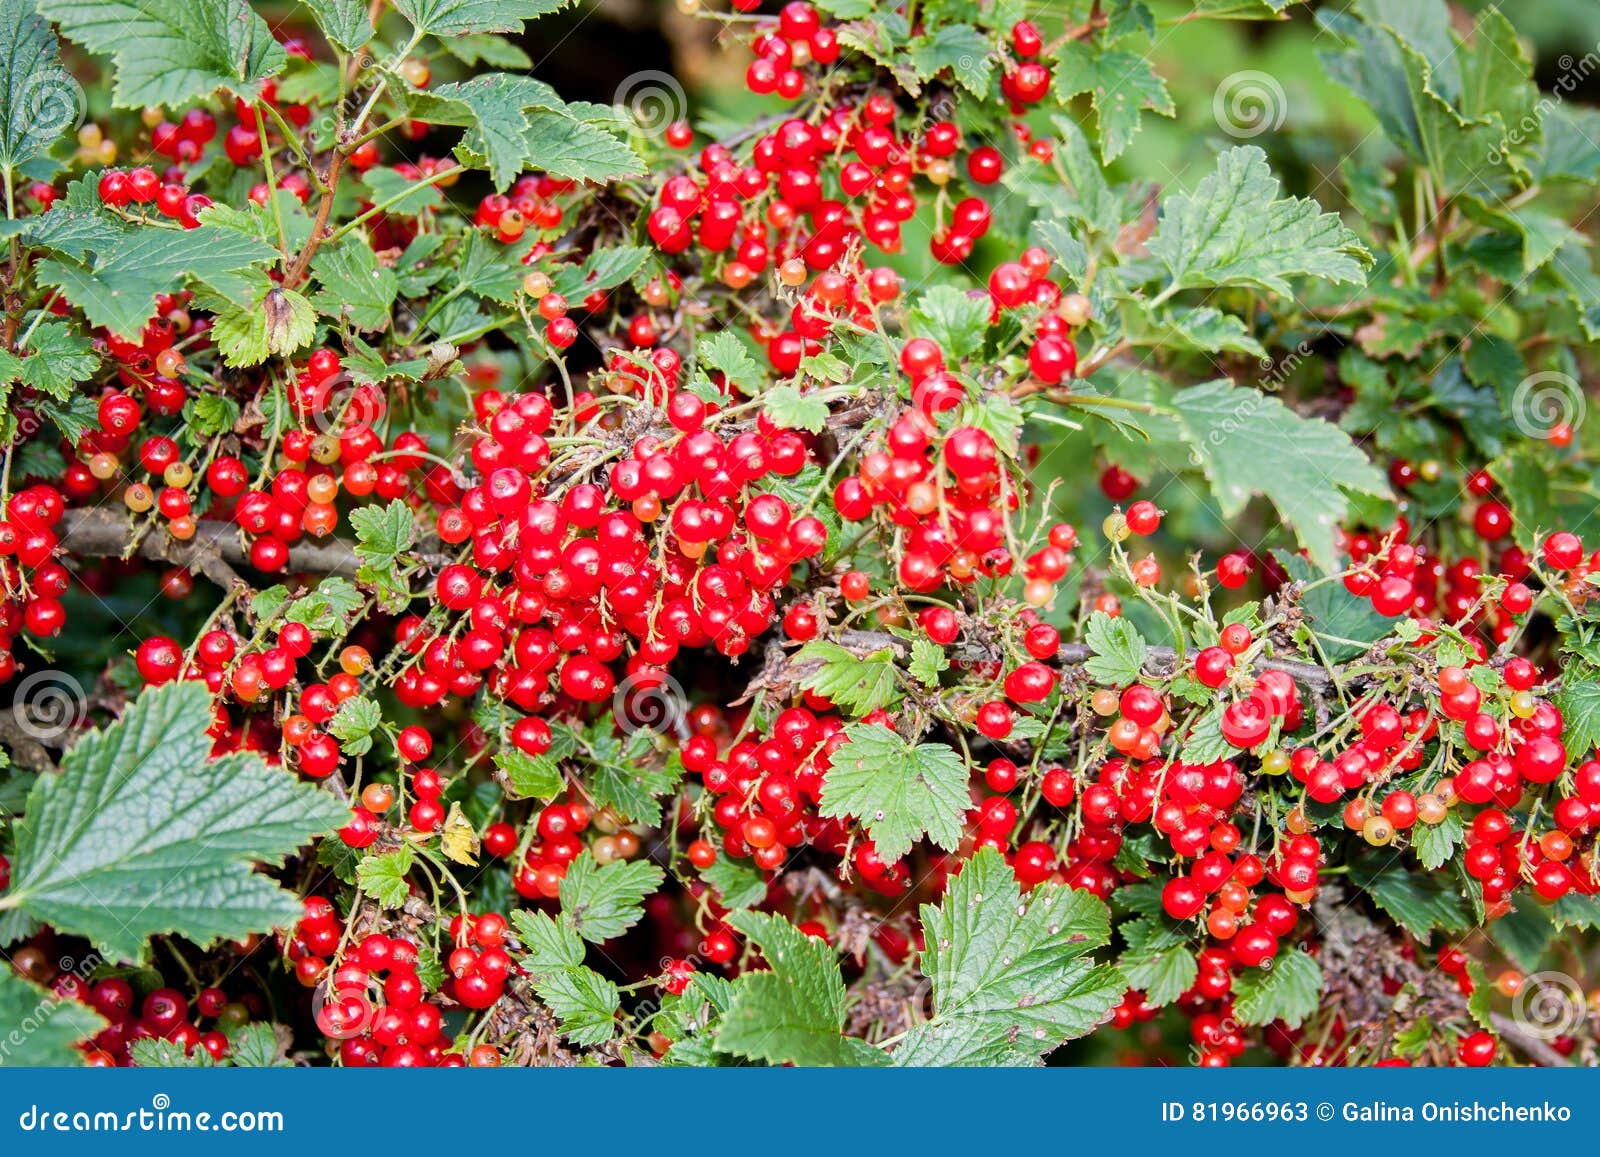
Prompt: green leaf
<box><xmin>1554</xmin><ymin>666</ymin><xmax>1600</xmax><ymax>759</ymax></box>
<box><xmin>762</xmin><ymin>385</ymin><xmax>830</xmax><ymax>435</ymax></box>
<box><xmin>520</xmin><ymin>107</ymin><xmax>643</xmax><ymax>184</ymax></box>
<box><xmin>182</xmin><ymin>394</ymin><xmax>240</xmax><ymax>443</ymax></box>
<box><xmin>908</xmin><ymin>24</ymin><xmax>993</xmax><ymax>96</ymax></box>
<box><xmin>581</xmin><ymin>728</ymin><xmax>682</xmax><ymax>825</ymax></box>
<box><xmin>701</xmin><ymin>855</ymin><xmax>767</xmax><ymax>910</ymax></box>
<box><xmin>0</xmin><ymin>0</ymin><xmax>77</xmax><ymax>177</ymax></box>
<box><xmin>361</xmin><ymin>167</ymin><xmax>444</xmax><ymax>216</ymax></box>
<box><xmin>1179</xmin><ymin>705</ymin><xmax>1232</xmax><ymax>764</ymax></box>
<box><xmin>1275</xmin><ymin>551</ymin><xmax>1397</xmax><ymax>661</ymax></box>
<box><xmin>225</xmin><ymin>1022</ymin><xmax>292</xmax><ymax>1067</ymax></box>
<box><xmin>350</xmin><ymin>498</ymin><xmax>416</xmax><ymax>604</ymax></box>
<box><xmin>1492</xmin><ymin>902</ymin><xmax>1554</xmax><ymax>974</ymax></box>
<box><xmin>1051</xmin><ymin>41</ymin><xmax>1175</xmax><ymax>163</ymax></box>
<box><xmin>558</xmin><ymin>853</ymin><xmax>664</xmax><ymax>943</ymax></box>
<box><xmin>550</xmin><ymin>244</ymin><xmax>651</xmax><ymax>301</ymax></box>
<box><xmin>311</xmin><ymin>241</ymin><xmax>399</xmax><ymax>331</ymax></box>
<box><xmin>908</xmin><ymin>285</ymin><xmax>989</xmax><ymax>359</ymax></box>
<box><xmin>895</xmin><ymin>848</ymin><xmax>1122</xmax><ymax>1066</ymax></box>
<box><xmin>695</xmin><ymin>329</ymin><xmax>765</xmax><ymax>392</ymax></box>
<box><xmin>357</xmin><ymin>845</ymin><xmax>415</xmax><ymax>908</ymax></box>
<box><xmin>496</xmin><ymin>748</ymin><xmax>564</xmax><ymax>800</ymax></box>
<box><xmin>328</xmin><ymin>696</ymin><xmax>382</xmax><ymax>756</ymax></box>
<box><xmin>908</xmin><ymin>638</ymin><xmax>950</xmax><ymax>687</ymax></box>
<box><xmin>394</xmin><ymin>0</ymin><xmax>575</xmax><ymax>37</ymax></box>
<box><xmin>1121</xmin><ymin>943</ymin><xmax>1197</xmax><ymax>1007</ymax></box>
<box><xmin>130</xmin><ymin>1037</ymin><xmax>215</xmax><ymax>1067</ymax></box>
<box><xmin>210</xmin><ymin>286</ymin><xmax>317</xmax><ymax>368</ymax></box>
<box><xmin>1148</xmin><ymin>146</ymin><xmax>1370</xmax><ymax>295</ymax></box>
<box><xmin>818</xmin><ymin>724</ymin><xmax>969</xmax><ymax>863</ymax></box>
<box><xmin>1349</xmin><ymin>852</ymin><xmax>1472</xmax><ymax>939</ymax></box>
<box><xmin>1082</xmin><ymin>611</ymin><xmax>1148</xmax><ymax>686</ymax></box>
<box><xmin>1172</xmin><ymin>379</ymin><xmax>1390</xmax><ymax>573</ymax></box>
<box><xmin>1231</xmin><ymin>949</ymin><xmax>1321</xmax><ymax>1028</ymax></box>
<box><xmin>417</xmin><ymin>73</ymin><xmax>563</xmax><ymax>191</ymax></box>
<box><xmin>4</xmin><ymin>682</ymin><xmax>346</xmax><ymax>963</ymax></box>
<box><xmin>1410</xmin><ymin>810</ymin><xmax>1462</xmax><ymax>872</ymax></box>
<box><xmin>719</xmin><ymin>910</ymin><xmax>887</xmax><ymax>1067</ymax></box>
<box><xmin>16</xmin><ymin>321</ymin><xmax>101</xmax><ymax>398</ymax></box>
<box><xmin>36</xmin><ymin>223</ymin><xmax>278</xmax><ymax>341</ymax></box>
<box><xmin>794</xmin><ymin>640</ymin><xmax>899</xmax><ymax>715</ymax></box>
<box><xmin>303</xmin><ymin>0</ymin><xmax>373</xmax><ymax>51</ymax></box>
<box><xmin>36</xmin><ymin>0</ymin><xmax>285</xmax><ymax>109</ymax></box>
<box><xmin>509</xmin><ymin>910</ymin><xmax>619</xmax><ymax>1046</ymax></box>
<box><xmin>0</xmin><ymin>968</ymin><xmax>106</xmax><ymax>1066</ymax></box>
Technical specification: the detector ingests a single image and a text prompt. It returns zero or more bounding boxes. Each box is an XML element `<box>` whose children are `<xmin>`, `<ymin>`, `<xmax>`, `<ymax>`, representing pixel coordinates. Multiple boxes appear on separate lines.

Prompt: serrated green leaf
<box><xmin>225</xmin><ymin>1022</ymin><xmax>292</xmax><ymax>1066</ymax></box>
<box><xmin>895</xmin><ymin>848</ymin><xmax>1122</xmax><ymax>1066</ymax></box>
<box><xmin>303</xmin><ymin>0</ymin><xmax>373</xmax><ymax>51</ymax></box>
<box><xmin>1179</xmin><ymin>704</ymin><xmax>1233</xmax><ymax>763</ymax></box>
<box><xmin>1349</xmin><ymin>852</ymin><xmax>1472</xmax><ymax>939</ymax></box>
<box><xmin>559</xmin><ymin>853</ymin><xmax>663</xmax><ymax>943</ymax></box>
<box><xmin>357</xmin><ymin>845</ymin><xmax>415</xmax><ymax>908</ymax></box>
<box><xmin>0</xmin><ymin>1</ymin><xmax>77</xmax><ymax>178</ymax></box>
<box><xmin>1148</xmin><ymin>147</ymin><xmax>1370</xmax><ymax>295</ymax></box>
<box><xmin>908</xmin><ymin>638</ymin><xmax>950</xmax><ymax>687</ymax></box>
<box><xmin>311</xmin><ymin>241</ymin><xmax>399</xmax><ymax>331</ymax></box>
<box><xmin>520</xmin><ymin>107</ymin><xmax>642</xmax><ymax>184</ymax></box>
<box><xmin>818</xmin><ymin>724</ymin><xmax>968</xmax><ymax>863</ymax></box>
<box><xmin>701</xmin><ymin>855</ymin><xmax>767</xmax><ymax>910</ymax></box>
<box><xmin>1172</xmin><ymin>379</ymin><xmax>1390</xmax><ymax>573</ymax></box>
<box><xmin>328</xmin><ymin>696</ymin><xmax>382</xmax><ymax>756</ymax></box>
<box><xmin>719</xmin><ymin>910</ymin><xmax>887</xmax><ymax>1067</ymax></box>
<box><xmin>497</xmin><ymin>747</ymin><xmax>564</xmax><ymax>800</ymax></box>
<box><xmin>36</xmin><ymin>0</ymin><xmax>284</xmax><ymax>109</ymax></box>
<box><xmin>550</xmin><ymin>244</ymin><xmax>651</xmax><ymax>301</ymax></box>
<box><xmin>36</xmin><ymin>224</ymin><xmax>277</xmax><ymax>341</ymax></box>
<box><xmin>1121</xmin><ymin>944</ymin><xmax>1197</xmax><ymax>1007</ymax></box>
<box><xmin>361</xmin><ymin>166</ymin><xmax>444</xmax><ymax>215</ymax></box>
<box><xmin>508</xmin><ymin>910</ymin><xmax>619</xmax><ymax>1045</ymax></box>
<box><xmin>1410</xmin><ymin>810</ymin><xmax>1462</xmax><ymax>871</ymax></box>
<box><xmin>1554</xmin><ymin>666</ymin><xmax>1600</xmax><ymax>759</ymax></box>
<box><xmin>1082</xmin><ymin>611</ymin><xmax>1148</xmax><ymax>686</ymax></box>
<box><xmin>1051</xmin><ymin>41</ymin><xmax>1174</xmax><ymax>163</ymax></box>
<box><xmin>1275</xmin><ymin>551</ymin><xmax>1398</xmax><ymax>661</ymax></box>
<box><xmin>794</xmin><ymin>640</ymin><xmax>899</xmax><ymax>715</ymax></box>
<box><xmin>908</xmin><ymin>285</ymin><xmax>989</xmax><ymax>359</ymax></box>
<box><xmin>130</xmin><ymin>1037</ymin><xmax>215</xmax><ymax>1067</ymax></box>
<box><xmin>1231</xmin><ymin>949</ymin><xmax>1321</xmax><ymax>1028</ymax></box>
<box><xmin>4</xmin><ymin>682</ymin><xmax>346</xmax><ymax>963</ymax></box>
<box><xmin>761</xmin><ymin>385</ymin><xmax>830</xmax><ymax>434</ymax></box>
<box><xmin>0</xmin><ymin>968</ymin><xmax>106</xmax><ymax>1066</ymax></box>
<box><xmin>1492</xmin><ymin>902</ymin><xmax>1554</xmax><ymax>974</ymax></box>
<box><xmin>696</xmin><ymin>329</ymin><xmax>765</xmax><ymax>393</ymax></box>
<box><xmin>394</xmin><ymin>0</ymin><xmax>575</xmax><ymax>36</ymax></box>
<box><xmin>16</xmin><ymin>321</ymin><xmax>101</xmax><ymax>398</ymax></box>
<box><xmin>908</xmin><ymin>24</ymin><xmax>992</xmax><ymax>96</ymax></box>
<box><xmin>210</xmin><ymin>286</ymin><xmax>316</xmax><ymax>368</ymax></box>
